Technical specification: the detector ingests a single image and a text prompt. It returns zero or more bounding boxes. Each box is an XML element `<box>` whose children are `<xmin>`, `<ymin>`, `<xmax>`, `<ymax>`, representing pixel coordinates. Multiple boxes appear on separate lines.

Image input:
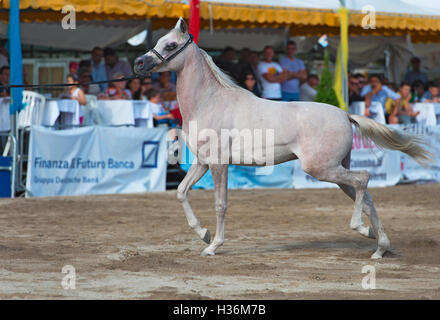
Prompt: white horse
<box><xmin>134</xmin><ymin>18</ymin><xmax>432</xmax><ymax>259</ymax></box>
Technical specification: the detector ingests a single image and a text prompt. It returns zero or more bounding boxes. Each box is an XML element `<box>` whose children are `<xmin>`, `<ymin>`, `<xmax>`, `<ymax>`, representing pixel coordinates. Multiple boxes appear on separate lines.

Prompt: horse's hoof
<box><xmin>371</xmin><ymin>245</ymin><xmax>388</xmax><ymax>259</ymax></box>
<box><xmin>371</xmin><ymin>252</ymin><xmax>383</xmax><ymax>259</ymax></box>
<box><xmin>202</xmin><ymin>229</ymin><xmax>211</xmax><ymax>244</ymax></box>
<box><xmin>200</xmin><ymin>249</ymin><xmax>215</xmax><ymax>257</ymax></box>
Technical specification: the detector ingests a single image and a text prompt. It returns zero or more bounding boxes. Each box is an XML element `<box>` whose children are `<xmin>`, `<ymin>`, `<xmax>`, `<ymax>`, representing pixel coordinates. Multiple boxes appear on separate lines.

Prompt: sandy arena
<box><xmin>0</xmin><ymin>184</ymin><xmax>439</xmax><ymax>299</ymax></box>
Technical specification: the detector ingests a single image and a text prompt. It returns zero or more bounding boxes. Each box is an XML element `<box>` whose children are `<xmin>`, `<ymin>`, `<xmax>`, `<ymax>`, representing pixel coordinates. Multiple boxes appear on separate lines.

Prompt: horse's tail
<box><xmin>348</xmin><ymin>114</ymin><xmax>434</xmax><ymax>167</ymax></box>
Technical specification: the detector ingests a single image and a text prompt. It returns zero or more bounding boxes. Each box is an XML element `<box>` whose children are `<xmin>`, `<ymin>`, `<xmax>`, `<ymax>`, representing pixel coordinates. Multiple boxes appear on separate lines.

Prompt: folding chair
<box><xmin>16</xmin><ymin>90</ymin><xmax>46</xmax><ymax>194</ymax></box>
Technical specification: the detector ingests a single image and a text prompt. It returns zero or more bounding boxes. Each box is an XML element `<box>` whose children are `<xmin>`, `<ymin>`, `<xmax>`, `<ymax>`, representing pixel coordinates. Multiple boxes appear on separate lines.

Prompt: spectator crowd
<box><xmin>349</xmin><ymin>56</ymin><xmax>440</xmax><ymax>124</ymax></box>
<box><xmin>69</xmin><ymin>46</ymin><xmax>185</xmax><ymax>127</ymax></box>
<box><xmin>215</xmin><ymin>41</ymin><xmax>312</xmax><ymax>102</ymax></box>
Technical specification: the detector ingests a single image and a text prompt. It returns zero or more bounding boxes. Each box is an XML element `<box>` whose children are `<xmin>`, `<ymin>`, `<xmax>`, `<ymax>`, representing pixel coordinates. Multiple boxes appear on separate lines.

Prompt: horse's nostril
<box><xmin>135</xmin><ymin>58</ymin><xmax>144</xmax><ymax>67</ymax></box>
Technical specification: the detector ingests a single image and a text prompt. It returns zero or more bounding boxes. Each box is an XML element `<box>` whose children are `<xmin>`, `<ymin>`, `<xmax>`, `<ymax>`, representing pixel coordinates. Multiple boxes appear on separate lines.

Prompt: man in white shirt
<box><xmin>257</xmin><ymin>46</ymin><xmax>289</xmax><ymax>100</ymax></box>
<box><xmin>300</xmin><ymin>75</ymin><xmax>319</xmax><ymax>101</ymax></box>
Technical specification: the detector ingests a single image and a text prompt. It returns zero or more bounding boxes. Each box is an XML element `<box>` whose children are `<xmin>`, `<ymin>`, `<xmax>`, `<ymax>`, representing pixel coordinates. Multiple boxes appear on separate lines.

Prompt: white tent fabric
<box><xmin>295</xmin><ymin>35</ymin><xmax>416</xmax><ymax>83</ymax></box>
<box><xmin>204</xmin><ymin>0</ymin><xmax>440</xmax><ymax>16</ymax></box>
<box><xmin>204</xmin><ymin>0</ymin><xmax>341</xmax><ymax>9</ymax></box>
<box><xmin>153</xmin><ymin>27</ymin><xmax>288</xmax><ymax>51</ymax></box>
<box><xmin>297</xmin><ymin>35</ymin><xmax>440</xmax><ymax>83</ymax></box>
<box><xmin>0</xmin><ymin>20</ymin><xmax>146</xmax><ymax>50</ymax></box>
<box><xmin>412</xmin><ymin>43</ymin><xmax>440</xmax><ymax>72</ymax></box>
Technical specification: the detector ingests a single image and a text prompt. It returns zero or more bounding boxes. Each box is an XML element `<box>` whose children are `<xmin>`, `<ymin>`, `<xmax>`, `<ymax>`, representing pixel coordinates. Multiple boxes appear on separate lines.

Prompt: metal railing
<box><xmin>0</xmin><ymin>132</ymin><xmax>17</xmax><ymax>199</ymax></box>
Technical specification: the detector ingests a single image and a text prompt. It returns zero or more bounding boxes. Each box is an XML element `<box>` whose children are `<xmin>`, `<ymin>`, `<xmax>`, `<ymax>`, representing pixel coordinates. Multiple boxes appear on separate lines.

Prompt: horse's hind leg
<box><xmin>303</xmin><ymin>164</ymin><xmax>391</xmax><ymax>259</ymax></box>
<box><xmin>361</xmin><ymin>191</ymin><xmax>391</xmax><ymax>259</ymax></box>
<box><xmin>177</xmin><ymin>161</ymin><xmax>210</xmax><ymax>243</ymax></box>
<box><xmin>340</xmin><ymin>177</ymin><xmax>392</xmax><ymax>258</ymax></box>
<box><xmin>338</xmin><ymin>184</ymin><xmax>375</xmax><ymax>238</ymax></box>
<box><xmin>339</xmin><ymin>152</ymin><xmax>375</xmax><ymax>239</ymax></box>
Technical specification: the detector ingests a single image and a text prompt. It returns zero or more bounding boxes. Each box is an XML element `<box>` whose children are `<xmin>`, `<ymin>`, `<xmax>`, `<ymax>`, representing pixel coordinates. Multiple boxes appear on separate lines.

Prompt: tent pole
<box><xmin>342</xmin><ymin>48</ymin><xmax>348</xmax><ymax>108</ymax></box>
<box><xmin>284</xmin><ymin>26</ymin><xmax>290</xmax><ymax>48</ymax></box>
<box><xmin>145</xmin><ymin>18</ymin><xmax>153</xmax><ymax>51</ymax></box>
<box><xmin>339</xmin><ymin>0</ymin><xmax>349</xmax><ymax>108</ymax></box>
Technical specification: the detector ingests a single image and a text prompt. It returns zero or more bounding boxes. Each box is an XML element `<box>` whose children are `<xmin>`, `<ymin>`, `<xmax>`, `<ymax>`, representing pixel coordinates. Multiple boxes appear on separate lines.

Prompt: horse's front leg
<box><xmin>177</xmin><ymin>161</ymin><xmax>210</xmax><ymax>243</ymax></box>
<box><xmin>201</xmin><ymin>164</ymin><xmax>228</xmax><ymax>256</ymax></box>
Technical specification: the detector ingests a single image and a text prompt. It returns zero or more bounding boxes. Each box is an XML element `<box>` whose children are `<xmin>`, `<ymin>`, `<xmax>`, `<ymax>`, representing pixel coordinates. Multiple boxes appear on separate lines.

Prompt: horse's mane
<box><xmin>199</xmin><ymin>48</ymin><xmax>241</xmax><ymax>90</ymax></box>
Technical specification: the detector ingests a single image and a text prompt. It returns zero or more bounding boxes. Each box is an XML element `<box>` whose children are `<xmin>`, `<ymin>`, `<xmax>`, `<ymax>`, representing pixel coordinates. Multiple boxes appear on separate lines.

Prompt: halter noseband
<box><xmin>150</xmin><ymin>34</ymin><xmax>194</xmax><ymax>64</ymax></box>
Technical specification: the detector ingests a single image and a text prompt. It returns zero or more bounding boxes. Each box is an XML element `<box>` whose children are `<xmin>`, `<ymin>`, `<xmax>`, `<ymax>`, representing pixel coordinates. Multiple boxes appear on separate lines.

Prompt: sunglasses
<box><xmin>143</xmin><ymin>82</ymin><xmax>152</xmax><ymax>85</ymax></box>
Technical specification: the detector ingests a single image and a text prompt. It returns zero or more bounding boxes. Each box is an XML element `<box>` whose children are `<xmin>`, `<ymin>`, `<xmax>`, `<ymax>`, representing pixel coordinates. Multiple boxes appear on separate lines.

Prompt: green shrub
<box><xmin>315</xmin><ymin>49</ymin><xmax>339</xmax><ymax>107</ymax></box>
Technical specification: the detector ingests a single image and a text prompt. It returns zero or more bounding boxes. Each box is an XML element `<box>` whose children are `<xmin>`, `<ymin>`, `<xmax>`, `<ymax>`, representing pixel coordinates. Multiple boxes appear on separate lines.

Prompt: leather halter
<box><xmin>150</xmin><ymin>34</ymin><xmax>194</xmax><ymax>64</ymax></box>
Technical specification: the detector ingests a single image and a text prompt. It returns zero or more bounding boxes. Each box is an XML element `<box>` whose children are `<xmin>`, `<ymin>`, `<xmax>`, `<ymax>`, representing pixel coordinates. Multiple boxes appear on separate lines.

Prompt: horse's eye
<box><xmin>165</xmin><ymin>43</ymin><xmax>178</xmax><ymax>51</ymax></box>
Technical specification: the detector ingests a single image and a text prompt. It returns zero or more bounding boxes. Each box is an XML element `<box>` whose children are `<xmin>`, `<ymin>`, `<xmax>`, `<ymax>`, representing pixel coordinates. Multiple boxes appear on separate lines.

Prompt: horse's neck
<box><xmin>176</xmin><ymin>46</ymin><xmax>217</xmax><ymax>125</ymax></box>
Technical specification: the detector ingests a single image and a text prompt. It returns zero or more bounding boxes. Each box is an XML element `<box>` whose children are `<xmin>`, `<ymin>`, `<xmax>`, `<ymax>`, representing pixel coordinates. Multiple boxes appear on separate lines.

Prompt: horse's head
<box><xmin>134</xmin><ymin>18</ymin><xmax>192</xmax><ymax>76</ymax></box>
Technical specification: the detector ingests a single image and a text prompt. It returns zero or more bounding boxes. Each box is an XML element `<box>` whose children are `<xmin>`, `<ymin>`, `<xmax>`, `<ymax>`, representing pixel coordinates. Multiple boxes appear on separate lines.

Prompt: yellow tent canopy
<box><xmin>0</xmin><ymin>0</ymin><xmax>187</xmax><ymax>25</ymax></box>
<box><xmin>1</xmin><ymin>0</ymin><xmax>440</xmax><ymax>42</ymax></box>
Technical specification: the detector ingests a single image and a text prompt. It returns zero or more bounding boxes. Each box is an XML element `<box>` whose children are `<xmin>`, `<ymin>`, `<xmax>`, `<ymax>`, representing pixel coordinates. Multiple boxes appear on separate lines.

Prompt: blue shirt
<box><xmin>91</xmin><ymin>61</ymin><xmax>108</xmax><ymax>92</ymax></box>
<box><xmin>404</xmin><ymin>70</ymin><xmax>427</xmax><ymax>85</ymax></box>
<box><xmin>421</xmin><ymin>91</ymin><xmax>440</xmax><ymax>102</ymax></box>
<box><xmin>279</xmin><ymin>56</ymin><xmax>305</xmax><ymax>94</ymax></box>
<box><xmin>105</xmin><ymin>60</ymin><xmax>133</xmax><ymax>80</ymax></box>
<box><xmin>361</xmin><ymin>85</ymin><xmax>400</xmax><ymax>112</ymax></box>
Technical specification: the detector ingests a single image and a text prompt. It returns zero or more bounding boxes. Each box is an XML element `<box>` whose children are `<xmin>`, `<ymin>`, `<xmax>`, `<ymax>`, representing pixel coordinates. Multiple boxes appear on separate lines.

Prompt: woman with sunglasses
<box><xmin>348</xmin><ymin>75</ymin><xmax>364</xmax><ymax>105</ymax></box>
<box><xmin>240</xmin><ymin>70</ymin><xmax>261</xmax><ymax>97</ymax></box>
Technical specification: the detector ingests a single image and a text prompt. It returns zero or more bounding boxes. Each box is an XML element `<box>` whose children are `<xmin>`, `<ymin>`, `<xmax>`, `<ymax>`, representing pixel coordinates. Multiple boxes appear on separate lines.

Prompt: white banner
<box><xmin>26</xmin><ymin>126</ymin><xmax>168</xmax><ymax>197</ymax></box>
<box><xmin>292</xmin><ymin>130</ymin><xmax>402</xmax><ymax>189</ymax></box>
<box><xmin>393</xmin><ymin>124</ymin><xmax>440</xmax><ymax>182</ymax></box>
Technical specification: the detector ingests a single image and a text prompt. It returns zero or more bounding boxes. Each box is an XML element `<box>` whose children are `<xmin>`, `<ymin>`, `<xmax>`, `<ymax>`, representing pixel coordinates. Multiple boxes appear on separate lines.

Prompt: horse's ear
<box><xmin>175</xmin><ymin>17</ymin><xmax>188</xmax><ymax>34</ymax></box>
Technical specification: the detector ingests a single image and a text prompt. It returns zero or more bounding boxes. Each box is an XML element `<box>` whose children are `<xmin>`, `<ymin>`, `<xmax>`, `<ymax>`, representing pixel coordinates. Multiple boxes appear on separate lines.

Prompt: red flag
<box><xmin>189</xmin><ymin>0</ymin><xmax>200</xmax><ymax>44</ymax></box>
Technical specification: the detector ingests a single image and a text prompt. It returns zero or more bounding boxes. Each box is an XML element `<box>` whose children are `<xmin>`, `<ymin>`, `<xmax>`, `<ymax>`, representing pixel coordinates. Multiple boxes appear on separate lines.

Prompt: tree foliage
<box><xmin>314</xmin><ymin>49</ymin><xmax>339</xmax><ymax>107</ymax></box>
